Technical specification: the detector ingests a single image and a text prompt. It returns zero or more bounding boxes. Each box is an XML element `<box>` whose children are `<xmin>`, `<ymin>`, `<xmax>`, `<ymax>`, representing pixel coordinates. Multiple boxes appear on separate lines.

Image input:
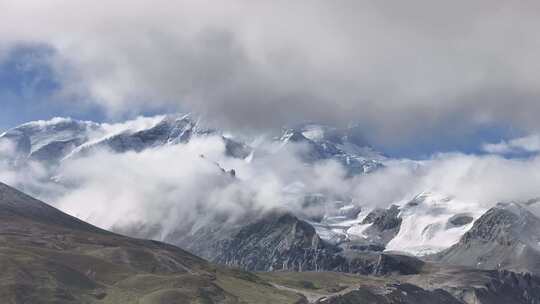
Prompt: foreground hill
<box><xmin>0</xmin><ymin>182</ymin><xmax>305</xmax><ymax>303</ymax></box>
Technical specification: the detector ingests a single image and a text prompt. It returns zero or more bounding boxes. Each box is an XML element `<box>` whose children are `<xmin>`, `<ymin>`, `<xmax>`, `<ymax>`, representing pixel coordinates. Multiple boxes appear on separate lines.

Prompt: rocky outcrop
<box><xmin>446</xmin><ymin>214</ymin><xmax>474</xmax><ymax>228</ymax></box>
<box><xmin>361</xmin><ymin>205</ymin><xmax>402</xmax><ymax>231</ymax></box>
<box><xmin>435</xmin><ymin>202</ymin><xmax>540</xmax><ymax>274</ymax></box>
<box><xmin>178</xmin><ymin>210</ymin><xmax>423</xmax><ymax>276</ymax></box>
<box><xmin>213</xmin><ymin>212</ymin><xmax>346</xmax><ymax>272</ymax></box>
<box><xmin>316</xmin><ymin>283</ymin><xmax>462</xmax><ymax>304</ymax></box>
<box><xmin>313</xmin><ymin>268</ymin><xmax>540</xmax><ymax>304</ymax></box>
<box><xmin>340</xmin><ymin>205</ymin><xmax>402</xmax><ymax>252</ymax></box>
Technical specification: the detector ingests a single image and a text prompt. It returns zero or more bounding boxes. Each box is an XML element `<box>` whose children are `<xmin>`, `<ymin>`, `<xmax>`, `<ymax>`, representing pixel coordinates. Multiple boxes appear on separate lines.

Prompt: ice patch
<box><xmin>385</xmin><ymin>192</ymin><xmax>485</xmax><ymax>255</ymax></box>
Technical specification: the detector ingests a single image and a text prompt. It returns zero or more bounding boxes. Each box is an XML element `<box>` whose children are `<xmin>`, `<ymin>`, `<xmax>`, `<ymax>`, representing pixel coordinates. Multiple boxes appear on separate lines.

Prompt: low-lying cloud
<box><xmin>4</xmin><ymin>132</ymin><xmax>540</xmax><ymax>243</ymax></box>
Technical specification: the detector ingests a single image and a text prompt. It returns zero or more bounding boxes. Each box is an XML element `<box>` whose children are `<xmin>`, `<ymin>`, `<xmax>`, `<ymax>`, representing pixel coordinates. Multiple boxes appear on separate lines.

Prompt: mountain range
<box><xmin>3</xmin><ymin>115</ymin><xmax>540</xmax><ymax>303</ymax></box>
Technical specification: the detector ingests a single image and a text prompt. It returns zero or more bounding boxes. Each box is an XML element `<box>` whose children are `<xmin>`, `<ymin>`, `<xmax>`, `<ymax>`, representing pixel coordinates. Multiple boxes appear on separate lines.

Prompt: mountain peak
<box><xmin>437</xmin><ymin>201</ymin><xmax>540</xmax><ymax>274</ymax></box>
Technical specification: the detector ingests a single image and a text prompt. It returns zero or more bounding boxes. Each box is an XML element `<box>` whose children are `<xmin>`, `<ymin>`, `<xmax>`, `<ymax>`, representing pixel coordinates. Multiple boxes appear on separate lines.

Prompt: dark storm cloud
<box><xmin>2</xmin><ymin>0</ymin><xmax>540</xmax><ymax>144</ymax></box>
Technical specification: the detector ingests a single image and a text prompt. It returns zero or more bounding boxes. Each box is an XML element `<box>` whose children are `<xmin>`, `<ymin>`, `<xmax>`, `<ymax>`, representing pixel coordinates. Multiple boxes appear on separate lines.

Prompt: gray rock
<box><xmin>175</xmin><ymin>210</ymin><xmax>422</xmax><ymax>276</ymax></box>
<box><xmin>211</xmin><ymin>211</ymin><xmax>346</xmax><ymax>272</ymax></box>
<box><xmin>361</xmin><ymin>205</ymin><xmax>402</xmax><ymax>231</ymax></box>
<box><xmin>317</xmin><ymin>283</ymin><xmax>462</xmax><ymax>304</ymax></box>
<box><xmin>339</xmin><ymin>205</ymin><xmax>403</xmax><ymax>252</ymax></box>
<box><xmin>446</xmin><ymin>214</ymin><xmax>474</xmax><ymax>228</ymax></box>
<box><xmin>435</xmin><ymin>202</ymin><xmax>540</xmax><ymax>275</ymax></box>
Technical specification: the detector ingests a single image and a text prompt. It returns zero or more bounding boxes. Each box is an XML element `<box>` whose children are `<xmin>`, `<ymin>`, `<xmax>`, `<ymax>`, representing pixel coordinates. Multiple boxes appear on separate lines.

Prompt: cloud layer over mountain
<box><xmin>2</xmin><ymin>0</ymin><xmax>540</xmax><ymax>145</ymax></box>
<box><xmin>3</xmin><ymin>122</ymin><xmax>540</xmax><ymax>243</ymax></box>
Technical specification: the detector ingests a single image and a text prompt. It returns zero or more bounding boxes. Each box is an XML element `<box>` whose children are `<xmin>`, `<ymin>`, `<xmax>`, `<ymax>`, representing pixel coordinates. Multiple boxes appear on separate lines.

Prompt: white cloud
<box><xmin>2</xmin><ymin>1</ymin><xmax>540</xmax><ymax>143</ymax></box>
<box><xmin>483</xmin><ymin>134</ymin><xmax>540</xmax><ymax>155</ymax></box>
<box><xmin>4</xmin><ymin>131</ymin><xmax>540</xmax><ymax>244</ymax></box>
<box><xmin>0</xmin><ymin>138</ymin><xmax>16</xmax><ymax>158</ymax></box>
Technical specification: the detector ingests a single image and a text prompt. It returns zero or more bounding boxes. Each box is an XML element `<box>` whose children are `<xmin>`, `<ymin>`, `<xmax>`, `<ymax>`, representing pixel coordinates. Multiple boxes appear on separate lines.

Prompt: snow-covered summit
<box><xmin>0</xmin><ymin>116</ymin><xmax>387</xmax><ymax>175</ymax></box>
<box><xmin>278</xmin><ymin>124</ymin><xmax>385</xmax><ymax>174</ymax></box>
<box><xmin>0</xmin><ymin>117</ymin><xmax>101</xmax><ymax>164</ymax></box>
<box><xmin>0</xmin><ymin>113</ymin><xmax>252</xmax><ymax>165</ymax></box>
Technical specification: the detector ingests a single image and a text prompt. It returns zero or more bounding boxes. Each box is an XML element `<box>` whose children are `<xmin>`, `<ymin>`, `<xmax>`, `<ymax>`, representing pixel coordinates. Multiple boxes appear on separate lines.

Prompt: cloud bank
<box><xmin>3</xmin><ymin>131</ymin><xmax>540</xmax><ymax>243</ymax></box>
<box><xmin>2</xmin><ymin>1</ymin><xmax>540</xmax><ymax>145</ymax></box>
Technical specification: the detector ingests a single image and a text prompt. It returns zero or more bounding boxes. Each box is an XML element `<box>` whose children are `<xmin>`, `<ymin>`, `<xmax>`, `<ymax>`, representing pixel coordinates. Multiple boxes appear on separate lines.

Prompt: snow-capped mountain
<box><xmin>0</xmin><ymin>116</ymin><xmax>487</xmax><ymax>261</ymax></box>
<box><xmin>278</xmin><ymin>124</ymin><xmax>385</xmax><ymax>174</ymax></box>
<box><xmin>0</xmin><ymin>116</ymin><xmax>386</xmax><ymax>172</ymax></box>
<box><xmin>0</xmin><ymin>117</ymin><xmax>101</xmax><ymax>165</ymax></box>
<box><xmin>0</xmin><ymin>114</ymin><xmax>251</xmax><ymax>166</ymax></box>
<box><xmin>385</xmin><ymin>192</ymin><xmax>483</xmax><ymax>255</ymax></box>
<box><xmin>437</xmin><ymin>201</ymin><xmax>540</xmax><ymax>274</ymax></box>
<box><xmin>307</xmin><ymin>191</ymin><xmax>486</xmax><ymax>257</ymax></box>
<box><xmin>63</xmin><ymin>114</ymin><xmax>251</xmax><ymax>160</ymax></box>
<box><xmin>5</xmin><ymin>114</ymin><xmax>536</xmax><ymax>277</ymax></box>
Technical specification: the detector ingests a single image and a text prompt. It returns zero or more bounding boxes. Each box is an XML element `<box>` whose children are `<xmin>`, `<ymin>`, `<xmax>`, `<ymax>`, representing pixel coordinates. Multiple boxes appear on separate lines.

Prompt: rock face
<box><xmin>359</xmin><ymin>205</ymin><xmax>402</xmax><ymax>244</ymax></box>
<box><xmin>178</xmin><ymin>210</ymin><xmax>424</xmax><ymax>276</ymax></box>
<box><xmin>332</xmin><ymin>205</ymin><xmax>402</xmax><ymax>253</ymax></box>
<box><xmin>469</xmin><ymin>270</ymin><xmax>540</xmax><ymax>304</ymax></box>
<box><xmin>317</xmin><ymin>283</ymin><xmax>462</xmax><ymax>304</ymax></box>
<box><xmin>213</xmin><ymin>212</ymin><xmax>344</xmax><ymax>272</ymax></box>
<box><xmin>361</xmin><ymin>205</ymin><xmax>402</xmax><ymax>230</ymax></box>
<box><xmin>446</xmin><ymin>214</ymin><xmax>474</xmax><ymax>228</ymax></box>
<box><xmin>404</xmin><ymin>267</ymin><xmax>540</xmax><ymax>304</ymax></box>
<box><xmin>436</xmin><ymin>202</ymin><xmax>540</xmax><ymax>274</ymax></box>
<box><xmin>318</xmin><ymin>270</ymin><xmax>540</xmax><ymax>304</ymax></box>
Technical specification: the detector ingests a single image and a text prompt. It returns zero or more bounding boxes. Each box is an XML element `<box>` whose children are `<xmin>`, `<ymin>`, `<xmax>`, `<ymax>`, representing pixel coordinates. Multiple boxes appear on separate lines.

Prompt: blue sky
<box><xmin>378</xmin><ymin>125</ymin><xmax>518</xmax><ymax>159</ymax></box>
<box><xmin>0</xmin><ymin>44</ymin><xmax>105</xmax><ymax>131</ymax></box>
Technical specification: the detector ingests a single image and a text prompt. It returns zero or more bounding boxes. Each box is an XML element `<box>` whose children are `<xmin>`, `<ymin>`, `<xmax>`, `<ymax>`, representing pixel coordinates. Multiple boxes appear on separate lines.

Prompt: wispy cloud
<box><xmin>483</xmin><ymin>134</ymin><xmax>540</xmax><ymax>155</ymax></box>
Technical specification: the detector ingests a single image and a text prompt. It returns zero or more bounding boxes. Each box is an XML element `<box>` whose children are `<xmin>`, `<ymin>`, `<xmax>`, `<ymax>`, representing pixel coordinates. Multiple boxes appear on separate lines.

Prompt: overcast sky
<box><xmin>1</xmin><ymin>0</ymin><xmax>540</xmax><ymax>156</ymax></box>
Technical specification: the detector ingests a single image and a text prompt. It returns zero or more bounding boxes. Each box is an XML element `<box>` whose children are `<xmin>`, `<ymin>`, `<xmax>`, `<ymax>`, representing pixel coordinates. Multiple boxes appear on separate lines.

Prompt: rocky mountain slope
<box><xmin>435</xmin><ymin>202</ymin><xmax>540</xmax><ymax>275</ymax></box>
<box><xmin>0</xmin><ymin>114</ymin><xmax>250</xmax><ymax>166</ymax></box>
<box><xmin>6</xmin><ymin>115</ymin><xmax>540</xmax><ymax>287</ymax></box>
<box><xmin>174</xmin><ymin>197</ymin><xmax>540</xmax><ymax>281</ymax></box>
<box><xmin>169</xmin><ymin>209</ymin><xmax>425</xmax><ymax>275</ymax></box>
